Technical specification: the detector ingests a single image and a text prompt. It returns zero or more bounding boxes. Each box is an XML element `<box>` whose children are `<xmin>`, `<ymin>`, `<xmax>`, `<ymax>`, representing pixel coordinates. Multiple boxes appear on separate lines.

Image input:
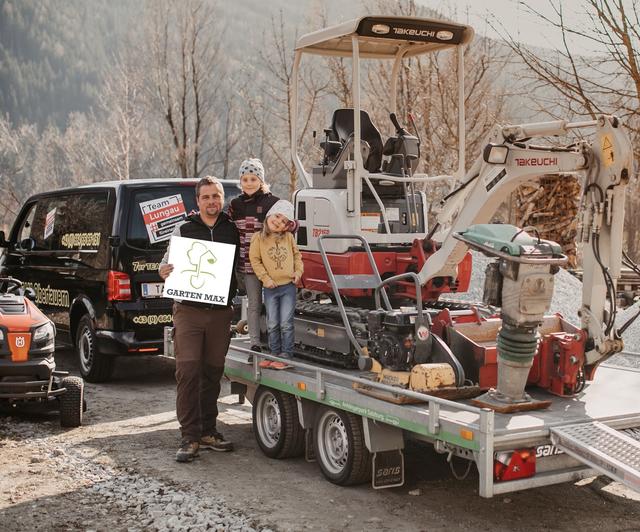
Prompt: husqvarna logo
<box><xmin>15</xmin><ymin>336</ymin><xmax>25</xmax><ymax>348</ymax></box>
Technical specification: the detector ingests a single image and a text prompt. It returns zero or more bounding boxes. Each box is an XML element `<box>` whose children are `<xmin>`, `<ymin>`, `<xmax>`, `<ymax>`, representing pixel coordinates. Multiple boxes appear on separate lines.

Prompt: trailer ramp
<box><xmin>550</xmin><ymin>421</ymin><xmax>640</xmax><ymax>492</ymax></box>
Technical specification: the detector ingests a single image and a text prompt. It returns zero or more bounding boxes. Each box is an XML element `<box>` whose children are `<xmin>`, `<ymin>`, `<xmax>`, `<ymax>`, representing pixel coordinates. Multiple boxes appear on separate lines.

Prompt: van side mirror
<box><xmin>19</xmin><ymin>237</ymin><xmax>35</xmax><ymax>251</ymax></box>
<box><xmin>0</xmin><ymin>231</ymin><xmax>7</xmax><ymax>248</ymax></box>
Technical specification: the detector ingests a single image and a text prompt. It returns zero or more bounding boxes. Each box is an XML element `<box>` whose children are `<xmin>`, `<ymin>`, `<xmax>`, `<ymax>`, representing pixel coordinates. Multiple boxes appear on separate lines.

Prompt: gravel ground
<box><xmin>0</xmin><ymin>413</ymin><xmax>269</xmax><ymax>532</ymax></box>
<box><xmin>1</xmin><ymin>346</ymin><xmax>640</xmax><ymax>531</ymax></box>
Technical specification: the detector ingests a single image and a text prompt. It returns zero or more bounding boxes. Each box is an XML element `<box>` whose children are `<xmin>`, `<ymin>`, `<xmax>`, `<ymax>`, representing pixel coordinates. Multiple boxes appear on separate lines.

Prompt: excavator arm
<box><xmin>419</xmin><ymin>115</ymin><xmax>633</xmax><ymax>367</ymax></box>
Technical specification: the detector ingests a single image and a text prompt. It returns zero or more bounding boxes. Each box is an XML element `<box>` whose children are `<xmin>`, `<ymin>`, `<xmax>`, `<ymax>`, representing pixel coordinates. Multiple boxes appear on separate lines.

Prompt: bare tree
<box><xmin>244</xmin><ymin>11</ymin><xmax>329</xmax><ymax>197</ymax></box>
<box><xmin>495</xmin><ymin>0</ymin><xmax>640</xmax><ymax>261</ymax></box>
<box><xmin>146</xmin><ymin>0</ymin><xmax>225</xmax><ymax>178</ymax></box>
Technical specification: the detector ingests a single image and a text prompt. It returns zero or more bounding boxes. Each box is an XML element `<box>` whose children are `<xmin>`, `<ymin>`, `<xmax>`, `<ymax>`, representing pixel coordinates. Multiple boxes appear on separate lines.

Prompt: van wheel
<box><xmin>253</xmin><ymin>387</ymin><xmax>304</xmax><ymax>459</ymax></box>
<box><xmin>314</xmin><ymin>408</ymin><xmax>371</xmax><ymax>485</ymax></box>
<box><xmin>59</xmin><ymin>376</ymin><xmax>84</xmax><ymax>427</ymax></box>
<box><xmin>76</xmin><ymin>315</ymin><xmax>114</xmax><ymax>383</ymax></box>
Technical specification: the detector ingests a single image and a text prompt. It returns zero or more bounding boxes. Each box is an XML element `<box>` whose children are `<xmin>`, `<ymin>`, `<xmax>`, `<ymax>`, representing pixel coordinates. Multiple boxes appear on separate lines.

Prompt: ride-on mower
<box><xmin>0</xmin><ymin>277</ymin><xmax>84</xmax><ymax>427</ymax></box>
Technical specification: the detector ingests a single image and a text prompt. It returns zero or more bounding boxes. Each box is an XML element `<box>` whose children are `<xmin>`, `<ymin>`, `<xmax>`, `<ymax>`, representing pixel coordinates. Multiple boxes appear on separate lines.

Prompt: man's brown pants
<box><xmin>173</xmin><ymin>302</ymin><xmax>233</xmax><ymax>442</ymax></box>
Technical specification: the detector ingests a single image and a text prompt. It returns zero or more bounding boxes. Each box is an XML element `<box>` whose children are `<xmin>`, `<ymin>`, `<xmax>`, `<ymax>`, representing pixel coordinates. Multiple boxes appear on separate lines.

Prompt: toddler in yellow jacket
<box><xmin>249</xmin><ymin>200</ymin><xmax>303</xmax><ymax>366</ymax></box>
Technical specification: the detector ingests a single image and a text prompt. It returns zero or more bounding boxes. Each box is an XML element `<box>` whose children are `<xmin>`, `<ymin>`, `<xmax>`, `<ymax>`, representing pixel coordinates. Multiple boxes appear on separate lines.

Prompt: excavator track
<box><xmin>292</xmin><ymin>299</ymin><xmax>477</xmax><ymax>367</ymax></box>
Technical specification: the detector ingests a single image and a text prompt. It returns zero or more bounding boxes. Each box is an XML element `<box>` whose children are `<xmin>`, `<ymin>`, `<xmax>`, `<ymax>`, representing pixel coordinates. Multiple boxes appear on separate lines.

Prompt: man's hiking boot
<box><xmin>200</xmin><ymin>430</ymin><xmax>234</xmax><ymax>452</ymax></box>
<box><xmin>176</xmin><ymin>440</ymin><xmax>199</xmax><ymax>462</ymax></box>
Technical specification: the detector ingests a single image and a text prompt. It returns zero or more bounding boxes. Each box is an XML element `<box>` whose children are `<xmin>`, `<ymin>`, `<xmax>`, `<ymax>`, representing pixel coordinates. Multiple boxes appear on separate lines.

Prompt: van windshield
<box><xmin>126</xmin><ymin>184</ymin><xmax>240</xmax><ymax>250</ymax></box>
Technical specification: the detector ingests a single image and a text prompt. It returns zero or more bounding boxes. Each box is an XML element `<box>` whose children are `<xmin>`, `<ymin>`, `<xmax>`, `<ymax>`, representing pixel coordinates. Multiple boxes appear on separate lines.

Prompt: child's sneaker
<box><xmin>258</xmin><ymin>360</ymin><xmax>272</xmax><ymax>368</ymax></box>
<box><xmin>200</xmin><ymin>430</ymin><xmax>234</xmax><ymax>452</ymax></box>
<box><xmin>270</xmin><ymin>362</ymin><xmax>289</xmax><ymax>369</ymax></box>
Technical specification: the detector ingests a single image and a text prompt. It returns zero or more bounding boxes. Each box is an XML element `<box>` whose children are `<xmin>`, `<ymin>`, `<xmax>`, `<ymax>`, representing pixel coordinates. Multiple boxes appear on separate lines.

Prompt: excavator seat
<box><xmin>313</xmin><ymin>109</ymin><xmax>383</xmax><ymax>188</ymax></box>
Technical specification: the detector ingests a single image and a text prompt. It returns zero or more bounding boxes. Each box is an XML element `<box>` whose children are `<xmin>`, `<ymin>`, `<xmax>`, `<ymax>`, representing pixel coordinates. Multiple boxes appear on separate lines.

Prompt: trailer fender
<box><xmin>296</xmin><ymin>397</ymin><xmax>320</xmax><ymax>429</ymax></box>
<box><xmin>362</xmin><ymin>418</ymin><xmax>404</xmax><ymax>453</ymax></box>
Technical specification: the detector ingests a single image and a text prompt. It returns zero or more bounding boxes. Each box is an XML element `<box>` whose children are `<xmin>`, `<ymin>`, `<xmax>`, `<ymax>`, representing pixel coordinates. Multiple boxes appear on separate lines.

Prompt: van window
<box><xmin>23</xmin><ymin>192</ymin><xmax>110</xmax><ymax>267</ymax></box>
<box><xmin>126</xmin><ymin>184</ymin><xmax>240</xmax><ymax>250</ymax></box>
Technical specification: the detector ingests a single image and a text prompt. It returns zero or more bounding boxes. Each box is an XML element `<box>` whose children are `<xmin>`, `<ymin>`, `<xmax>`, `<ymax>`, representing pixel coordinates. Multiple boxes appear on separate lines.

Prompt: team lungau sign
<box><xmin>162</xmin><ymin>236</ymin><xmax>236</xmax><ymax>305</ymax></box>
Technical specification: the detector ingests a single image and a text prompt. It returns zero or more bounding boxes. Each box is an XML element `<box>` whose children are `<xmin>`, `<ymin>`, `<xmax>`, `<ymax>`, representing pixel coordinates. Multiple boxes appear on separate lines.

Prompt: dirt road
<box><xmin>1</xmin><ymin>350</ymin><xmax>639</xmax><ymax>531</ymax></box>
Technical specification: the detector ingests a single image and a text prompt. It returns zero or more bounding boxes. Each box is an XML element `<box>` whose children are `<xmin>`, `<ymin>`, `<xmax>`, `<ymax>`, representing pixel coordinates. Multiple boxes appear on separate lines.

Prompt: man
<box><xmin>160</xmin><ymin>176</ymin><xmax>239</xmax><ymax>463</ymax></box>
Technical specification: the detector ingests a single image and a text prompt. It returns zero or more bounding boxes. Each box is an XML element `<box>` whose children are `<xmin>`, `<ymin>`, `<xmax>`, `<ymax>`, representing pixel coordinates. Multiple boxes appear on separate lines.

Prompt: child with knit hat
<box><xmin>228</xmin><ymin>158</ymin><xmax>295</xmax><ymax>356</ymax></box>
<box><xmin>249</xmin><ymin>200</ymin><xmax>303</xmax><ymax>367</ymax></box>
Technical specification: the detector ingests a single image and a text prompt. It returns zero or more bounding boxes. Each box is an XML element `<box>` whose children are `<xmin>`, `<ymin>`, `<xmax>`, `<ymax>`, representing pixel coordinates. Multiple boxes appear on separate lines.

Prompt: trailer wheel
<box><xmin>253</xmin><ymin>387</ymin><xmax>304</xmax><ymax>459</ymax></box>
<box><xmin>59</xmin><ymin>376</ymin><xmax>84</xmax><ymax>428</ymax></box>
<box><xmin>314</xmin><ymin>408</ymin><xmax>371</xmax><ymax>485</ymax></box>
<box><xmin>76</xmin><ymin>315</ymin><xmax>114</xmax><ymax>383</ymax></box>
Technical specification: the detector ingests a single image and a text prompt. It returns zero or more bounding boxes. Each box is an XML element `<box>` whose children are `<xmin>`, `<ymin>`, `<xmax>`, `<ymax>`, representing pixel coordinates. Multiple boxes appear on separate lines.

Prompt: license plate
<box><xmin>141</xmin><ymin>282</ymin><xmax>164</xmax><ymax>298</ymax></box>
<box><xmin>535</xmin><ymin>444</ymin><xmax>564</xmax><ymax>458</ymax></box>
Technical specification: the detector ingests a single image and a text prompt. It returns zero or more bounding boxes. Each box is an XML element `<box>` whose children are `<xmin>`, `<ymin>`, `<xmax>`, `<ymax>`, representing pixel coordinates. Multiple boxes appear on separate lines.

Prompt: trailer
<box><xmin>221</xmin><ymin>342</ymin><xmax>640</xmax><ymax>498</ymax></box>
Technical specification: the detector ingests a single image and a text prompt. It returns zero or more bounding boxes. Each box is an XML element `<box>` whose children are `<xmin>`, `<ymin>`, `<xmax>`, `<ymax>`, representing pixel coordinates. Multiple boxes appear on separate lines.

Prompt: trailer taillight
<box><xmin>494</xmin><ymin>448</ymin><xmax>536</xmax><ymax>482</ymax></box>
<box><xmin>107</xmin><ymin>271</ymin><xmax>132</xmax><ymax>301</ymax></box>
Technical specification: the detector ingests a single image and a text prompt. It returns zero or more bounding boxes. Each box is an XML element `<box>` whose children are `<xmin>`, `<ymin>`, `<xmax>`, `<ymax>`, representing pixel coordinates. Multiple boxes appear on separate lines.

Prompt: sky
<box><xmin>417</xmin><ymin>0</ymin><xmax>599</xmax><ymax>52</ymax></box>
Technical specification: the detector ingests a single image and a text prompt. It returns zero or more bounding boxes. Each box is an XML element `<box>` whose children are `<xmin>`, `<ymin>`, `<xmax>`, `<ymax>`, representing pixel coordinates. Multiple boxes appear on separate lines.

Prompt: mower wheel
<box><xmin>76</xmin><ymin>315</ymin><xmax>114</xmax><ymax>382</ymax></box>
<box><xmin>235</xmin><ymin>319</ymin><xmax>249</xmax><ymax>336</ymax></box>
<box><xmin>253</xmin><ymin>386</ymin><xmax>304</xmax><ymax>459</ymax></box>
<box><xmin>59</xmin><ymin>376</ymin><xmax>84</xmax><ymax>427</ymax></box>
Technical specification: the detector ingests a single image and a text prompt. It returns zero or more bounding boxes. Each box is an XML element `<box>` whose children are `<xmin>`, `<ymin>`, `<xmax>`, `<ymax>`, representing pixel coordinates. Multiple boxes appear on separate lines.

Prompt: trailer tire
<box><xmin>59</xmin><ymin>376</ymin><xmax>84</xmax><ymax>428</ymax></box>
<box><xmin>252</xmin><ymin>387</ymin><xmax>304</xmax><ymax>459</ymax></box>
<box><xmin>314</xmin><ymin>408</ymin><xmax>371</xmax><ymax>486</ymax></box>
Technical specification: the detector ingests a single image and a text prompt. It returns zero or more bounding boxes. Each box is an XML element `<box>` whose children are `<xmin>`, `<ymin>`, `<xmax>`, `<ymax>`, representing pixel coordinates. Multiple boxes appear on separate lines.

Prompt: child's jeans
<box><xmin>263</xmin><ymin>282</ymin><xmax>296</xmax><ymax>357</ymax></box>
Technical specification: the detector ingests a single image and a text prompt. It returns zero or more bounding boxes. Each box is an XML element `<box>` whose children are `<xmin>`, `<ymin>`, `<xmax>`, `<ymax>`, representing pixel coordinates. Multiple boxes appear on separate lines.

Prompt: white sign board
<box><xmin>162</xmin><ymin>236</ymin><xmax>235</xmax><ymax>305</ymax></box>
<box><xmin>44</xmin><ymin>207</ymin><xmax>56</xmax><ymax>240</ymax></box>
<box><xmin>139</xmin><ymin>194</ymin><xmax>187</xmax><ymax>244</ymax></box>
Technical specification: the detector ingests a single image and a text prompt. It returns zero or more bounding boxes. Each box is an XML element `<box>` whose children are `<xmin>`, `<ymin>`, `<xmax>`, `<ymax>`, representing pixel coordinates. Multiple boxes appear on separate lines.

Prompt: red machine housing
<box><xmin>432</xmin><ymin>309</ymin><xmax>587</xmax><ymax>397</ymax></box>
<box><xmin>300</xmin><ymin>238</ymin><xmax>472</xmax><ymax>302</ymax></box>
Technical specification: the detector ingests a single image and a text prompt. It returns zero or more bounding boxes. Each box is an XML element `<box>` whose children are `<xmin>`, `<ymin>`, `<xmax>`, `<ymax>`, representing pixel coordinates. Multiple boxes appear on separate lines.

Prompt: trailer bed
<box><xmin>224</xmin><ymin>338</ymin><xmax>640</xmax><ymax>497</ymax></box>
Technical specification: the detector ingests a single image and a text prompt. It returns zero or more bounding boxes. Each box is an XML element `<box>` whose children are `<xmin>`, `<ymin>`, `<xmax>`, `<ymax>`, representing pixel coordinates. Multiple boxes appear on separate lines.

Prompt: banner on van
<box><xmin>139</xmin><ymin>194</ymin><xmax>187</xmax><ymax>243</ymax></box>
<box><xmin>162</xmin><ymin>236</ymin><xmax>235</xmax><ymax>305</ymax></box>
<box><xmin>44</xmin><ymin>207</ymin><xmax>56</xmax><ymax>240</ymax></box>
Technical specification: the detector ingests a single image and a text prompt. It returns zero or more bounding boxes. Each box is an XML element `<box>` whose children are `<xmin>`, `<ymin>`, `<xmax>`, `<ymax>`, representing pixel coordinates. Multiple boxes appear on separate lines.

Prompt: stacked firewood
<box><xmin>514</xmin><ymin>175</ymin><xmax>581</xmax><ymax>268</ymax></box>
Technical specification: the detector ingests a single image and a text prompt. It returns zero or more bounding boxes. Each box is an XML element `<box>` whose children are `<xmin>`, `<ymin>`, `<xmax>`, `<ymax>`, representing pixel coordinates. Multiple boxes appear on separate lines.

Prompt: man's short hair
<box><xmin>196</xmin><ymin>176</ymin><xmax>224</xmax><ymax>198</ymax></box>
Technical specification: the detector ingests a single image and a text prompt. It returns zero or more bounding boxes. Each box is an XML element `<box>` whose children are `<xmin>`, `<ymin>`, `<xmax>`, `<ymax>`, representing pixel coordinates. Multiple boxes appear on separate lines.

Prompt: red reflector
<box><xmin>108</xmin><ymin>271</ymin><xmax>132</xmax><ymax>301</ymax></box>
<box><xmin>494</xmin><ymin>448</ymin><xmax>536</xmax><ymax>482</ymax></box>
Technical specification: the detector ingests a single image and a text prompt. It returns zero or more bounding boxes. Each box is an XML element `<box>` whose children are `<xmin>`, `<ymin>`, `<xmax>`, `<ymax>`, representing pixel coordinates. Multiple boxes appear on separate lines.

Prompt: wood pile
<box><xmin>514</xmin><ymin>175</ymin><xmax>580</xmax><ymax>268</ymax></box>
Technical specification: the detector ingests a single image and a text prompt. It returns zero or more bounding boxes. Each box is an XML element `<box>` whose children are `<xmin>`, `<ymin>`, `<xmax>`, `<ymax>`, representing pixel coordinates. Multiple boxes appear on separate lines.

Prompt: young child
<box><xmin>228</xmin><ymin>158</ymin><xmax>281</xmax><ymax>354</ymax></box>
<box><xmin>249</xmin><ymin>200</ymin><xmax>303</xmax><ymax>368</ymax></box>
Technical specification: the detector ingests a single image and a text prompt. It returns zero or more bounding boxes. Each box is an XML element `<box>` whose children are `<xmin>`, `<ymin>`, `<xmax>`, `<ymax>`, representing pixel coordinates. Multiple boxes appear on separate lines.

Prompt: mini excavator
<box><xmin>283</xmin><ymin>15</ymin><xmax>633</xmax><ymax>411</ymax></box>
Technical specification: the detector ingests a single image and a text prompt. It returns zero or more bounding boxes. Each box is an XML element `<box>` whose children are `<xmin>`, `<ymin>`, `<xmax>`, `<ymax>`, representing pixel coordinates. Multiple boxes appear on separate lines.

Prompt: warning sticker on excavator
<box><xmin>602</xmin><ymin>134</ymin><xmax>615</xmax><ymax>167</ymax></box>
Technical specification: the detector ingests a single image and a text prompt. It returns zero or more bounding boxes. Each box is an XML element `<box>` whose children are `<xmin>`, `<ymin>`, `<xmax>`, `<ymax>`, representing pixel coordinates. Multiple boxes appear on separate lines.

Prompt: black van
<box><xmin>0</xmin><ymin>178</ymin><xmax>240</xmax><ymax>382</ymax></box>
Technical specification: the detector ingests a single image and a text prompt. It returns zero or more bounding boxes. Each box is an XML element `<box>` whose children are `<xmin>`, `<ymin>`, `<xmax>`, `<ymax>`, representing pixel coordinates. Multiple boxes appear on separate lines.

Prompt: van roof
<box><xmin>74</xmin><ymin>178</ymin><xmax>240</xmax><ymax>190</ymax></box>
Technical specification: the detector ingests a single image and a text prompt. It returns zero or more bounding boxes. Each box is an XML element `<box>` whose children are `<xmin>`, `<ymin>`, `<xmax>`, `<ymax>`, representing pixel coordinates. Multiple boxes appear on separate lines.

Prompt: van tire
<box><xmin>76</xmin><ymin>315</ymin><xmax>114</xmax><ymax>383</ymax></box>
<box><xmin>59</xmin><ymin>376</ymin><xmax>84</xmax><ymax>427</ymax></box>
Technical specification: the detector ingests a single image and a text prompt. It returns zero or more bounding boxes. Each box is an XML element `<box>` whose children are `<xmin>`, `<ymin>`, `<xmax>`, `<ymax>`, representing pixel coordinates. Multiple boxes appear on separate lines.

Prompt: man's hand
<box><xmin>263</xmin><ymin>278</ymin><xmax>276</xmax><ymax>289</ymax></box>
<box><xmin>159</xmin><ymin>264</ymin><xmax>174</xmax><ymax>280</ymax></box>
<box><xmin>293</xmin><ymin>272</ymin><xmax>301</xmax><ymax>284</ymax></box>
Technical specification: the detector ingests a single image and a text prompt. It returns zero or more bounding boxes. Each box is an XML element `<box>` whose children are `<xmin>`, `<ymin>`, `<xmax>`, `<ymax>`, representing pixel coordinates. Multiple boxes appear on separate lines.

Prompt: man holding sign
<box><xmin>159</xmin><ymin>176</ymin><xmax>239</xmax><ymax>463</ymax></box>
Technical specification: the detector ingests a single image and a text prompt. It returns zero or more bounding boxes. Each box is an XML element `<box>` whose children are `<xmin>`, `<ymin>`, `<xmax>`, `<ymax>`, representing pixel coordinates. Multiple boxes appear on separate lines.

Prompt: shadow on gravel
<box><xmin>64</xmin><ymin>419</ymin><xmax>640</xmax><ymax>532</ymax></box>
<box><xmin>0</xmin><ymin>489</ymin><xmax>117</xmax><ymax>532</ymax></box>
